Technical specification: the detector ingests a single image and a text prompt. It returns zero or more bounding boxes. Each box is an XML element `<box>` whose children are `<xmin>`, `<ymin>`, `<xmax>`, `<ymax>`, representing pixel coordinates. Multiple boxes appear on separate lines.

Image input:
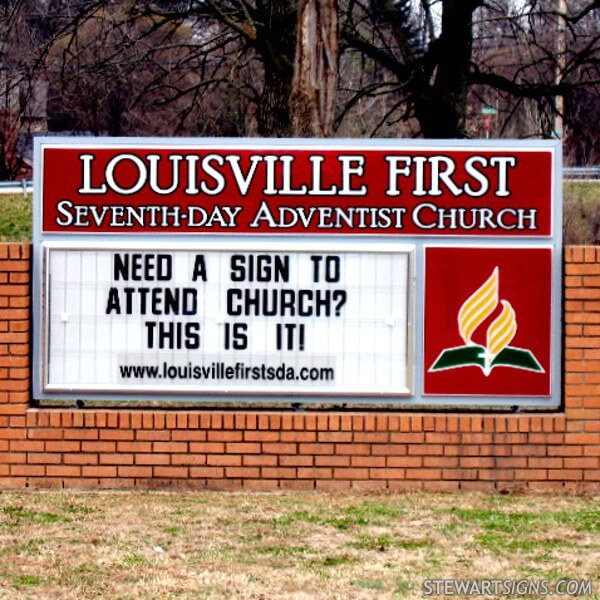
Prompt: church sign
<box><xmin>32</xmin><ymin>139</ymin><xmax>561</xmax><ymax>406</ymax></box>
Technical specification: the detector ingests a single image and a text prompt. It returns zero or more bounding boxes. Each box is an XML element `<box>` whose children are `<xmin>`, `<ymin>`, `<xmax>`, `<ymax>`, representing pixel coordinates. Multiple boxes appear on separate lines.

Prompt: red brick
<box><xmin>225</xmin><ymin>467</ymin><xmax>260</xmax><ymax>478</ymax></box>
<box><xmin>564</xmin><ymin>457</ymin><xmax>599</xmax><ymax>469</ymax></box>
<box><xmin>154</xmin><ymin>466</ymin><xmax>188</xmax><ymax>478</ymax></box>
<box><xmin>387</xmin><ymin>456</ymin><xmax>423</xmax><ymax>468</ymax></box>
<box><xmin>100</xmin><ymin>430</ymin><xmax>135</xmax><ymax>441</ymax></box>
<box><xmin>98</xmin><ymin>477</ymin><xmax>135</xmax><ymax>490</ymax></box>
<box><xmin>372</xmin><ymin>444</ymin><xmax>407</xmax><ymax>456</ymax></box>
<box><xmin>261</xmin><ymin>467</ymin><xmax>296</xmax><ymax>479</ymax></box>
<box><xmin>315</xmin><ymin>455</ymin><xmax>350</xmax><ymax>467</ymax></box>
<box><xmin>336</xmin><ymin>443</ymin><xmax>370</xmax><ymax>455</ymax></box>
<box><xmin>405</xmin><ymin>468</ymin><xmax>442</xmax><ymax>480</ymax></box>
<box><xmin>11</xmin><ymin>465</ymin><xmax>45</xmax><ymax>477</ymax></box>
<box><xmin>297</xmin><ymin>467</ymin><xmax>332</xmax><ymax>479</ymax></box>
<box><xmin>243</xmin><ymin>455</ymin><xmax>277</xmax><ymax>467</ymax></box>
<box><xmin>369</xmin><ymin>467</ymin><xmax>404</xmax><ymax>480</ymax></box>
<box><xmin>316</xmin><ymin>480</ymin><xmax>352</xmax><ymax>491</ymax></box>
<box><xmin>549</xmin><ymin>445</ymin><xmax>582</xmax><ymax>457</ymax></box>
<box><xmin>153</xmin><ymin>441</ymin><xmax>188</xmax><ymax>453</ymax></box>
<box><xmin>425</xmin><ymin>432</ymin><xmax>460</xmax><ymax>444</ymax></box>
<box><xmin>495</xmin><ymin>457</ymin><xmax>527</xmax><ymax>468</ymax></box>
<box><xmin>267</xmin><ymin>414</ymin><xmax>283</xmax><ymax>431</ymax></box>
<box><xmin>317</xmin><ymin>432</ymin><xmax>353</xmax><ymax>443</ymax></box>
<box><xmin>566</xmin><ymin>433</ymin><xmax>598</xmax><ymax>444</ymax></box>
<box><xmin>205</xmin><ymin>479</ymin><xmax>242</xmax><ymax>491</ymax></box>
<box><xmin>350</xmin><ymin>480</ymin><xmax>387</xmax><ymax>491</ymax></box>
<box><xmin>299</xmin><ymin>443</ymin><xmax>333</xmax><ymax>455</ymax></box>
<box><xmin>528</xmin><ymin>457</ymin><xmax>562</xmax><ymax>469</ymax></box>
<box><xmin>118</xmin><ymin>466</ymin><xmax>153</xmax><ymax>478</ymax></box>
<box><xmin>460</xmin><ymin>481</ymin><xmax>496</xmax><ymax>492</ymax></box>
<box><xmin>352</xmin><ymin>432</ymin><xmax>388</xmax><ymax>443</ymax></box>
<box><xmin>64</xmin><ymin>429</ymin><xmax>99</xmax><ymax>440</ymax></box>
<box><xmin>206</xmin><ymin>455</ymin><xmax>242</xmax><ymax>466</ymax></box>
<box><xmin>549</xmin><ymin>469</ymin><xmax>583</xmax><ymax>481</ymax></box>
<box><xmin>0</xmin><ymin>425</ymin><xmax>26</xmax><ymax>437</ymax></box>
<box><xmin>408</xmin><ymin>444</ymin><xmax>444</xmax><ymax>456</ymax></box>
<box><xmin>333</xmin><ymin>467</ymin><xmax>369</xmax><ymax>479</ymax></box>
<box><xmin>479</xmin><ymin>468</ymin><xmax>514</xmax><ymax>481</ymax></box>
<box><xmin>189</xmin><ymin>442</ymin><xmax>224</xmax><ymax>453</ymax></box>
<box><xmin>461</xmin><ymin>433</ymin><xmax>493</xmax><ymax>444</ymax></box>
<box><xmin>423</xmin><ymin>480</ymin><xmax>460</xmax><ymax>492</ymax></box>
<box><xmin>280</xmin><ymin>431</ymin><xmax>317</xmax><ymax>443</ymax></box>
<box><xmin>515</xmin><ymin>469</ymin><xmax>547</xmax><ymax>480</ymax></box>
<box><xmin>46</xmin><ymin>465</ymin><xmax>81</xmax><ymax>477</ymax></box>
<box><xmin>171</xmin><ymin>454</ymin><xmax>207</xmax><ymax>466</ymax></box>
<box><xmin>244</xmin><ymin>431</ymin><xmax>279</xmax><ymax>442</ymax></box>
<box><xmin>190</xmin><ymin>466</ymin><xmax>225</xmax><ymax>478</ymax></box>
<box><xmin>225</xmin><ymin>442</ymin><xmax>261</xmax><ymax>454</ymax></box>
<box><xmin>100</xmin><ymin>453</ymin><xmax>134</xmax><ymax>465</ymax></box>
<box><xmin>207</xmin><ymin>430</ymin><xmax>243</xmax><ymax>442</ymax></box>
<box><xmin>442</xmin><ymin>468</ymin><xmax>477</xmax><ymax>480</ymax></box>
<box><xmin>460</xmin><ymin>457</ymin><xmax>495</xmax><ymax>469</ymax></box>
<box><xmin>135</xmin><ymin>454</ymin><xmax>171</xmax><ymax>466</ymax></box>
<box><xmin>424</xmin><ymin>456</ymin><xmax>458</xmax><ymax>468</ymax></box>
<box><xmin>263</xmin><ymin>443</ymin><xmax>297</xmax><ymax>454</ymax></box>
<box><xmin>117</xmin><ymin>441</ymin><xmax>152</xmax><ymax>453</ymax></box>
<box><xmin>279</xmin><ymin>455</ymin><xmax>313</xmax><ymax>467</ymax></box>
<box><xmin>9</xmin><ymin>440</ymin><xmax>44</xmax><ymax>452</ymax></box>
<box><xmin>64</xmin><ymin>453</ymin><xmax>99</xmax><ymax>465</ymax></box>
<box><xmin>350</xmin><ymin>456</ymin><xmax>385</xmax><ymax>468</ymax></box>
<box><xmin>390</xmin><ymin>432</ymin><xmax>425</xmax><ymax>443</ymax></box>
<box><xmin>243</xmin><ymin>479</ymin><xmax>281</xmax><ymax>491</ymax></box>
<box><xmin>82</xmin><ymin>466</ymin><xmax>117</xmax><ymax>478</ymax></box>
<box><xmin>81</xmin><ymin>441</ymin><xmax>116</xmax><ymax>453</ymax></box>
<box><xmin>0</xmin><ymin>451</ymin><xmax>25</xmax><ymax>464</ymax></box>
<box><xmin>27</xmin><ymin>452</ymin><xmax>62</xmax><ymax>464</ymax></box>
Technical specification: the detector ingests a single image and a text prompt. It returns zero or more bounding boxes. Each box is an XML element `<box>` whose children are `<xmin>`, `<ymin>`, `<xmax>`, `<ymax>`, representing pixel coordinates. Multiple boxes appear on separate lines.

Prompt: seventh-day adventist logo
<box><xmin>429</xmin><ymin>267</ymin><xmax>544</xmax><ymax>376</ymax></box>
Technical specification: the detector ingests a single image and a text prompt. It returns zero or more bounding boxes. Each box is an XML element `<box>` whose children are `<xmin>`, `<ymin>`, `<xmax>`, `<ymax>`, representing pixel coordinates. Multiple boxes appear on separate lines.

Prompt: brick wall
<box><xmin>1</xmin><ymin>243</ymin><xmax>598</xmax><ymax>491</ymax></box>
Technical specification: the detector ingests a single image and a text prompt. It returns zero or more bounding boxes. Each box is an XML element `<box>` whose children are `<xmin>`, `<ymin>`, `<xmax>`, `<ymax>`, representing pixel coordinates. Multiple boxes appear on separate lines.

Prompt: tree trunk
<box><xmin>290</xmin><ymin>0</ymin><xmax>338</xmax><ymax>137</ymax></box>
<box><xmin>256</xmin><ymin>0</ymin><xmax>297</xmax><ymax>137</ymax></box>
<box><xmin>416</xmin><ymin>0</ymin><xmax>481</xmax><ymax>138</ymax></box>
<box><xmin>258</xmin><ymin>62</ymin><xmax>295</xmax><ymax>137</ymax></box>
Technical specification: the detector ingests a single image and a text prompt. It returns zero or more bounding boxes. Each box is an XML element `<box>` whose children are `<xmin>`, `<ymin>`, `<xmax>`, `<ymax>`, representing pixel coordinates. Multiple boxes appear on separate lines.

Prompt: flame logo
<box><xmin>458</xmin><ymin>267</ymin><xmax>499</xmax><ymax>345</ymax></box>
<box><xmin>486</xmin><ymin>300</ymin><xmax>517</xmax><ymax>370</ymax></box>
<box><xmin>430</xmin><ymin>266</ymin><xmax>543</xmax><ymax>377</ymax></box>
<box><xmin>457</xmin><ymin>268</ymin><xmax>517</xmax><ymax>375</ymax></box>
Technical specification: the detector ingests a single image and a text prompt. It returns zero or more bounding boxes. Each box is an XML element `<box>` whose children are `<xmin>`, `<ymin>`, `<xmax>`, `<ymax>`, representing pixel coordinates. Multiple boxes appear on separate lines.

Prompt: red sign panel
<box><xmin>41</xmin><ymin>145</ymin><xmax>553</xmax><ymax>236</ymax></box>
<box><xmin>423</xmin><ymin>247</ymin><xmax>553</xmax><ymax>396</ymax></box>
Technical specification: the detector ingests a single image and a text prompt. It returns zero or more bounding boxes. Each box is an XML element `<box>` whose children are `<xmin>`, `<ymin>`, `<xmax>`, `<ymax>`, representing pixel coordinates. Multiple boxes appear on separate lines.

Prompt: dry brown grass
<box><xmin>0</xmin><ymin>490</ymin><xmax>598</xmax><ymax>599</ymax></box>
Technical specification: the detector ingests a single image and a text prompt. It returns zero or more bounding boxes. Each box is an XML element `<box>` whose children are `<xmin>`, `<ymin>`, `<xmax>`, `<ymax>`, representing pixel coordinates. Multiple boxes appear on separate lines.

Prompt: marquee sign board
<box><xmin>32</xmin><ymin>138</ymin><xmax>562</xmax><ymax>406</ymax></box>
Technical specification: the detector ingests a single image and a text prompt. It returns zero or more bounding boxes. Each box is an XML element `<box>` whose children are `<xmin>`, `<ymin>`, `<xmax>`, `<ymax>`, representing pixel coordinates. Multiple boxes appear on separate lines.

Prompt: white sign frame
<box><xmin>40</xmin><ymin>240</ymin><xmax>415</xmax><ymax>399</ymax></box>
<box><xmin>32</xmin><ymin>137</ymin><xmax>562</xmax><ymax>407</ymax></box>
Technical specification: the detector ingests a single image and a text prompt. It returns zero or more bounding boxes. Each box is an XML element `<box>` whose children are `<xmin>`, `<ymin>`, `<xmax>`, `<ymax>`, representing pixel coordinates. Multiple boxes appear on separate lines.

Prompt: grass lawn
<box><xmin>0</xmin><ymin>194</ymin><xmax>31</xmax><ymax>242</ymax></box>
<box><xmin>0</xmin><ymin>182</ymin><xmax>599</xmax><ymax>244</ymax></box>
<box><xmin>0</xmin><ymin>491</ymin><xmax>598</xmax><ymax>599</ymax></box>
<box><xmin>564</xmin><ymin>181</ymin><xmax>600</xmax><ymax>244</ymax></box>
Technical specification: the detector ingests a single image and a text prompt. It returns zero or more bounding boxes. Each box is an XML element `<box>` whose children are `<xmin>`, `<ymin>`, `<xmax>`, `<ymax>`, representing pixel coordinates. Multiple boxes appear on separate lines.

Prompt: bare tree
<box><xmin>1</xmin><ymin>0</ymin><xmax>597</xmax><ymax>164</ymax></box>
<box><xmin>340</xmin><ymin>0</ymin><xmax>599</xmax><ymax>143</ymax></box>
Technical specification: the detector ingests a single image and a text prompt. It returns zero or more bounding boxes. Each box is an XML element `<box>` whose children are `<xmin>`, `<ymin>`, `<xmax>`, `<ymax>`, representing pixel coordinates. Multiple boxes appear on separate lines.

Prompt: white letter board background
<box><xmin>44</xmin><ymin>246</ymin><xmax>412</xmax><ymax>395</ymax></box>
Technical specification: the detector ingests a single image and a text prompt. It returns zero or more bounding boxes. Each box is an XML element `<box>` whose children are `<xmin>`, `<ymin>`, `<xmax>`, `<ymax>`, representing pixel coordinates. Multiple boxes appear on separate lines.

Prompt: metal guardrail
<box><xmin>0</xmin><ymin>167</ymin><xmax>598</xmax><ymax>195</ymax></box>
<box><xmin>564</xmin><ymin>166</ymin><xmax>600</xmax><ymax>180</ymax></box>
<box><xmin>0</xmin><ymin>180</ymin><xmax>33</xmax><ymax>195</ymax></box>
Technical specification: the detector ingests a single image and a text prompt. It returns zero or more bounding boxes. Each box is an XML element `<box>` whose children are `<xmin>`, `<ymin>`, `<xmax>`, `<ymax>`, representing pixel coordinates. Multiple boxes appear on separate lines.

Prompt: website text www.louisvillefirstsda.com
<box><xmin>119</xmin><ymin>361</ymin><xmax>335</xmax><ymax>383</ymax></box>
